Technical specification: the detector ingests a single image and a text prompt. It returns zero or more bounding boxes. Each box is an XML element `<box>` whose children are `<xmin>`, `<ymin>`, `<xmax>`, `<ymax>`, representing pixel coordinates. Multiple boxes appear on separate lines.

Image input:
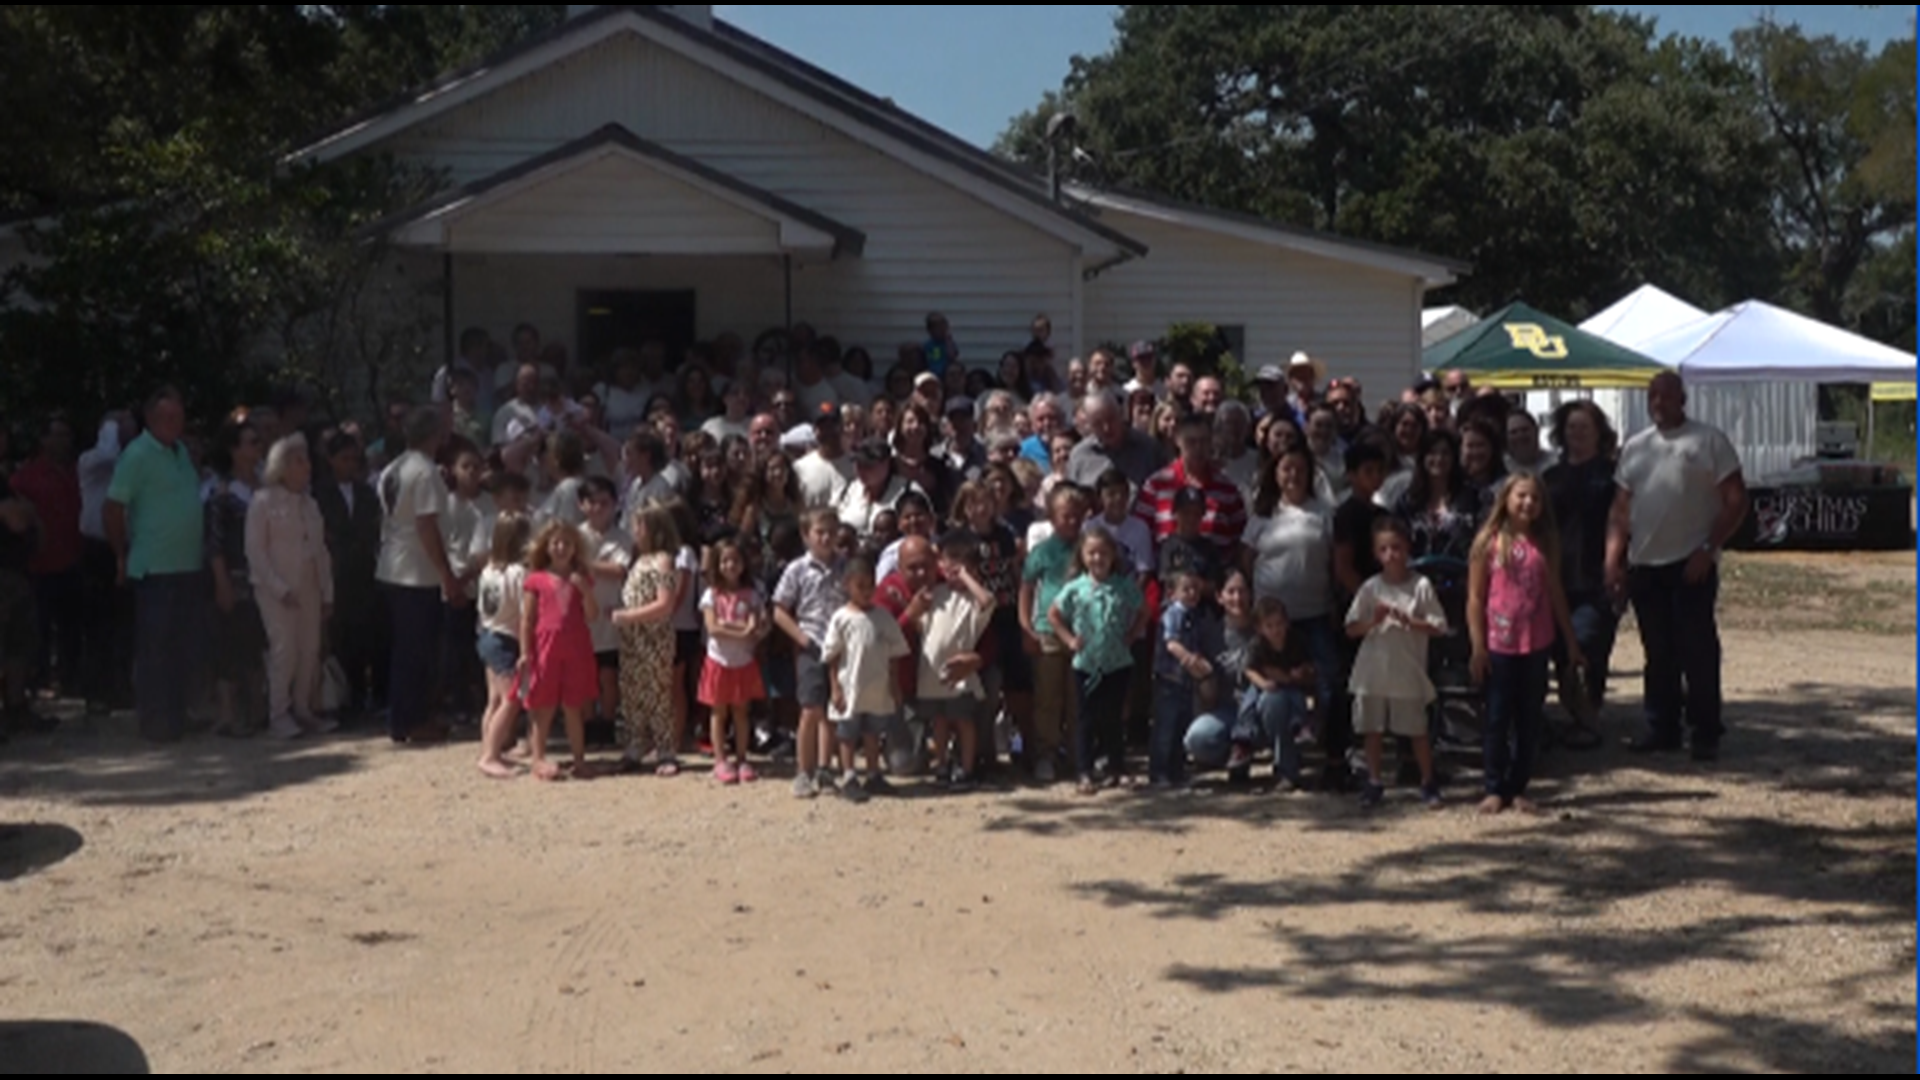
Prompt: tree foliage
<box><xmin>0</xmin><ymin>5</ymin><xmax>564</xmax><ymax>425</ymax></box>
<box><xmin>998</xmin><ymin>5</ymin><xmax>1915</xmax><ymax>344</ymax></box>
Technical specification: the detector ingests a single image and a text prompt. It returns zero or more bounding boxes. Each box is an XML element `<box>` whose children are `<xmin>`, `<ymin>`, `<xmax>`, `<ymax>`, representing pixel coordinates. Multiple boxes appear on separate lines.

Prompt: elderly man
<box><xmin>1067</xmin><ymin>391</ymin><xmax>1166</xmax><ymax>492</ymax></box>
<box><xmin>1020</xmin><ymin>393</ymin><xmax>1069</xmax><ymax>469</ymax></box>
<box><xmin>105</xmin><ymin>388</ymin><xmax>206</xmax><ymax>743</ymax></box>
<box><xmin>748</xmin><ymin>411</ymin><xmax>783</xmax><ymax>461</ymax></box>
<box><xmin>376</xmin><ymin>407</ymin><xmax>463</xmax><ymax>746</ymax></box>
<box><xmin>1606</xmin><ymin>373</ymin><xmax>1748</xmax><ymax>763</ymax></box>
<box><xmin>491</xmin><ymin>364</ymin><xmax>544</xmax><ymax>448</ymax></box>
<box><xmin>1192</xmin><ymin>376</ymin><xmax>1226</xmax><ymax>417</ymax></box>
<box><xmin>1215</xmin><ymin>402</ymin><xmax>1260</xmax><ymax>500</ymax></box>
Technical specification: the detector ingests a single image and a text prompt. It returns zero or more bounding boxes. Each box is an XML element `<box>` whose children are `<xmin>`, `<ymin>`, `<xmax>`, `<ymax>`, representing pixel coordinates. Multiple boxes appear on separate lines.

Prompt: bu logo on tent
<box><xmin>1504</xmin><ymin>323</ymin><xmax>1568</xmax><ymax>361</ymax></box>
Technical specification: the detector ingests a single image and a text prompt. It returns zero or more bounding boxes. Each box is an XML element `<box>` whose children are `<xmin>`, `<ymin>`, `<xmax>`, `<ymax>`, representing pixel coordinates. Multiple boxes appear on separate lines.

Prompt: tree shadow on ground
<box><xmin>982</xmin><ymin>682</ymin><xmax>1917</xmax><ymax>840</ymax></box>
<box><xmin>992</xmin><ymin>680</ymin><xmax>1916</xmax><ymax>1072</ymax></box>
<box><xmin>0</xmin><ymin>721</ymin><xmax>362</xmax><ymax>808</ymax></box>
<box><xmin>0</xmin><ymin>824</ymin><xmax>83</xmax><ymax>882</ymax></box>
<box><xmin>0</xmin><ymin>1021</ymin><xmax>149</xmax><ymax>1073</ymax></box>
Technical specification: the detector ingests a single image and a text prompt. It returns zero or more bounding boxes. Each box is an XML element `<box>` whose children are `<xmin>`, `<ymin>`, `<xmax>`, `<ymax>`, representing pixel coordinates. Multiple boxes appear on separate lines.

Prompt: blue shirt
<box><xmin>925</xmin><ymin>338</ymin><xmax>955</xmax><ymax>379</ymax></box>
<box><xmin>1156</xmin><ymin>601</ymin><xmax>1208</xmax><ymax>685</ymax></box>
<box><xmin>105</xmin><ymin>432</ymin><xmax>204</xmax><ymax>580</ymax></box>
<box><xmin>1054</xmin><ymin>573</ymin><xmax>1145</xmax><ymax>681</ymax></box>
<box><xmin>1020</xmin><ymin>435</ymin><xmax>1052</xmax><ymax>471</ymax></box>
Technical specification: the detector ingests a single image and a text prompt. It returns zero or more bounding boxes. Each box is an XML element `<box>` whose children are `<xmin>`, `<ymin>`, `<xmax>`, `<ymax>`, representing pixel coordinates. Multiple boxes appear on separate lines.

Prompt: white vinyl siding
<box><xmin>383</xmin><ymin>32</ymin><xmax>1078</xmax><ymax>360</ymax></box>
<box><xmin>1085</xmin><ymin>209</ymin><xmax>1425</xmax><ymax>403</ymax></box>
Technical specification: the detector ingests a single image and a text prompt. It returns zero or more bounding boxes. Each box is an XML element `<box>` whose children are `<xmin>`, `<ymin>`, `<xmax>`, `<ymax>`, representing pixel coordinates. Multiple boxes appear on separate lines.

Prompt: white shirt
<box><xmin>821</xmin><ymin>606</ymin><xmax>911</xmax><ymax>719</ymax></box>
<box><xmin>671</xmin><ymin>546</ymin><xmax>703</xmax><ymax>632</ymax></box>
<box><xmin>1124</xmin><ymin>378</ymin><xmax>1164</xmax><ymax>400</ymax></box>
<box><xmin>1346</xmin><ymin>573</ymin><xmax>1446</xmax><ymax>703</ymax></box>
<box><xmin>583</xmin><ymin>523</ymin><xmax>634</xmax><ymax>654</ymax></box>
<box><xmin>477</xmin><ymin>564</ymin><xmax>527</xmax><ymax>639</ymax></box>
<box><xmin>375</xmin><ymin>451</ymin><xmax>450</xmax><ymax>589</ymax></box>
<box><xmin>701</xmin><ymin>587</ymin><xmax>765</xmax><ymax>669</ymax></box>
<box><xmin>830</xmin><ymin>372</ymin><xmax>873</xmax><ymax>407</ymax></box>
<box><xmin>1617</xmin><ymin>419</ymin><xmax>1741</xmax><ymax>568</ymax></box>
<box><xmin>622</xmin><ymin>473</ymin><xmax>678</xmax><ymax>526</ymax></box>
<box><xmin>539</xmin><ymin>476</ymin><xmax>588</xmax><ymax>529</ymax></box>
<box><xmin>914</xmin><ymin>586</ymin><xmax>995</xmax><ymax>701</ymax></box>
<box><xmin>796</xmin><ymin>378</ymin><xmax>842</xmax><ymax>418</ymax></box>
<box><xmin>1222</xmin><ymin>451</ymin><xmax>1262</xmax><ymax>505</ymax></box>
<box><xmin>442</xmin><ymin>492</ymin><xmax>494</xmax><ymax>579</ymax></box>
<box><xmin>78</xmin><ymin>420</ymin><xmax>125</xmax><ymax>541</ymax></box>
<box><xmin>1086</xmin><ymin>513</ymin><xmax>1156</xmax><ymax>576</ymax></box>
<box><xmin>1244</xmin><ymin>498</ymin><xmax>1335</xmax><ymax>621</ymax></box>
<box><xmin>599</xmin><ymin>383</ymin><xmax>651</xmax><ymax>442</ymax></box>
<box><xmin>795</xmin><ymin>451</ymin><xmax>855</xmax><ymax>510</ymax></box>
<box><xmin>836</xmin><ymin>477</ymin><xmax>926</xmax><ymax>538</ymax></box>
<box><xmin>493</xmin><ymin>362</ymin><xmax>558</xmax><ymax>401</ymax></box>
<box><xmin>702</xmin><ymin>416</ymin><xmax>752</xmax><ymax>444</ymax></box>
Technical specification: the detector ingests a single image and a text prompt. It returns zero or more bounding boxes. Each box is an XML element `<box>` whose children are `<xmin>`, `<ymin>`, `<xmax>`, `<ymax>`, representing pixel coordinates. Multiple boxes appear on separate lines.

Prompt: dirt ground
<box><xmin>1</xmin><ymin>552</ymin><xmax>1914</xmax><ymax>1074</ymax></box>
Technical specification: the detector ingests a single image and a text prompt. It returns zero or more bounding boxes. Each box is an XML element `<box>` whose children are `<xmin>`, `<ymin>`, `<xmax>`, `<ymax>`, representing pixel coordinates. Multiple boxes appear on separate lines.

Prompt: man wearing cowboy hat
<box><xmin>1286</xmin><ymin>352</ymin><xmax>1328</xmax><ymax>426</ymax></box>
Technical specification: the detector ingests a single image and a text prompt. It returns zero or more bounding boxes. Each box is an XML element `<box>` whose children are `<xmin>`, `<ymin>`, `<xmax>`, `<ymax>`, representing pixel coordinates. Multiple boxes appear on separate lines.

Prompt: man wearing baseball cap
<box><xmin>1252</xmin><ymin>364</ymin><xmax>1290</xmax><ymax>422</ymax></box>
<box><xmin>941</xmin><ymin>395</ymin><xmax>988</xmax><ymax>483</ymax></box>
<box><xmin>794</xmin><ymin>404</ymin><xmax>855</xmax><ymax>510</ymax></box>
<box><xmin>1123</xmin><ymin>341</ymin><xmax>1163</xmax><ymax>401</ymax></box>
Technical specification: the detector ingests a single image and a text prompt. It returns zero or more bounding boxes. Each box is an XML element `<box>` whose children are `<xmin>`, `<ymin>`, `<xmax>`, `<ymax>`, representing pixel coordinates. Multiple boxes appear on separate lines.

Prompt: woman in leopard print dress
<box><xmin>615</xmin><ymin>503</ymin><xmax>682</xmax><ymax>774</ymax></box>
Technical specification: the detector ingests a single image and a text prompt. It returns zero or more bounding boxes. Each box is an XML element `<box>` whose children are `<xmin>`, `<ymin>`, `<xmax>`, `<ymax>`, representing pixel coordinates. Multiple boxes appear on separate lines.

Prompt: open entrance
<box><xmin>576</xmin><ymin>289</ymin><xmax>698</xmax><ymax>374</ymax></box>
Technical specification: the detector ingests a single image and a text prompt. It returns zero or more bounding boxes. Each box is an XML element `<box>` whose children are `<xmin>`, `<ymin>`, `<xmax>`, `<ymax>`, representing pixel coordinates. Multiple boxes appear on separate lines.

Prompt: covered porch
<box><xmin>373</xmin><ymin>123</ymin><xmax>865</xmax><ymax>375</ymax></box>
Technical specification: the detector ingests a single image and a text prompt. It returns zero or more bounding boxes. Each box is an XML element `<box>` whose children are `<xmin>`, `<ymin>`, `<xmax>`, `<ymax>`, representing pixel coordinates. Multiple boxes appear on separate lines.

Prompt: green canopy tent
<box><xmin>1423</xmin><ymin>302</ymin><xmax>1671</xmax><ymax>390</ymax></box>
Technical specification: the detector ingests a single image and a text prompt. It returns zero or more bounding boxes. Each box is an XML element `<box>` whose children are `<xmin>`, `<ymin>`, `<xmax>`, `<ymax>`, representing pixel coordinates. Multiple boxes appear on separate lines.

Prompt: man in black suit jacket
<box><xmin>315</xmin><ymin>430</ymin><xmax>387</xmax><ymax>720</ymax></box>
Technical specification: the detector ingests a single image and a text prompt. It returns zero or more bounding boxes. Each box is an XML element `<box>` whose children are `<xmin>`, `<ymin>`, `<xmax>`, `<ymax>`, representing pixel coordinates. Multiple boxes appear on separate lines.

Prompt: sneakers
<box><xmin>838</xmin><ymin>774</ymin><xmax>871</xmax><ymax>804</ymax></box>
<box><xmin>1226</xmin><ymin>743</ymin><xmax>1255</xmax><ymax>774</ymax></box>
<box><xmin>791</xmin><ymin>773</ymin><xmax>819</xmax><ymax>800</ymax></box>
<box><xmin>1360</xmin><ymin>783</ymin><xmax>1386</xmax><ymax>809</ymax></box>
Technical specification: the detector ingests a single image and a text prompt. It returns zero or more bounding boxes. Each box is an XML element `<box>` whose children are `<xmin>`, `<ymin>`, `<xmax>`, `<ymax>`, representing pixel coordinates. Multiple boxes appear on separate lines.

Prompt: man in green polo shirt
<box><xmin>105</xmin><ymin>388</ymin><xmax>207</xmax><ymax>742</ymax></box>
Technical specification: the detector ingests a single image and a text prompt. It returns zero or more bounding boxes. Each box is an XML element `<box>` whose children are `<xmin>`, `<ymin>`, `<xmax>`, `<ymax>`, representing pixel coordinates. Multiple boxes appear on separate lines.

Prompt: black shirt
<box><xmin>1545</xmin><ymin>456</ymin><xmax>1617</xmax><ymax>595</ymax></box>
<box><xmin>1333</xmin><ymin>495</ymin><xmax>1390</xmax><ymax>585</ymax></box>
<box><xmin>0</xmin><ymin>476</ymin><xmax>32</xmax><ymax>574</ymax></box>
<box><xmin>1160</xmin><ymin>534</ymin><xmax>1223</xmax><ymax>591</ymax></box>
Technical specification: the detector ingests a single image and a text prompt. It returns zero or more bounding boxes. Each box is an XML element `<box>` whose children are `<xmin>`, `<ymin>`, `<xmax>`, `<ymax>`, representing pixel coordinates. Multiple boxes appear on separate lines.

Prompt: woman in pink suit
<box><xmin>247</xmin><ymin>435</ymin><xmax>336</xmax><ymax>740</ymax></box>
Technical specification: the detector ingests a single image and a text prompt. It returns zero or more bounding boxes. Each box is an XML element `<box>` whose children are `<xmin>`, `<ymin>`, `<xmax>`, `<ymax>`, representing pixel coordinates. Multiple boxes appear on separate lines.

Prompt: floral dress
<box><xmin>619</xmin><ymin>552</ymin><xmax>678</xmax><ymax>759</ymax></box>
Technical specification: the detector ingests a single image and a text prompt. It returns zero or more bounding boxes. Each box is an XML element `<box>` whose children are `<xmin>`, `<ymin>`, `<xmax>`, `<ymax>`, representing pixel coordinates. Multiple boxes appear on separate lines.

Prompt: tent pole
<box><xmin>1868</xmin><ymin>398</ymin><xmax>1876</xmax><ymax>462</ymax></box>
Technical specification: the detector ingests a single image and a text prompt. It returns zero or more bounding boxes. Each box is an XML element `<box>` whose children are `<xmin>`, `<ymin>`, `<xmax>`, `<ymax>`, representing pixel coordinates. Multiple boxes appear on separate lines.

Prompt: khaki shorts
<box><xmin>1353</xmin><ymin>695</ymin><xmax>1428</xmax><ymax>738</ymax></box>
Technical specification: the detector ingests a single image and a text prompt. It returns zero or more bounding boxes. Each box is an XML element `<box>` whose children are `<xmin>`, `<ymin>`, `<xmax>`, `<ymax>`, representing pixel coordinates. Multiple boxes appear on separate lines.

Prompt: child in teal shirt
<box><xmin>1019</xmin><ymin>483</ymin><xmax>1089</xmax><ymax>783</ymax></box>
<box><xmin>1050</xmin><ymin>529</ymin><xmax>1148</xmax><ymax>796</ymax></box>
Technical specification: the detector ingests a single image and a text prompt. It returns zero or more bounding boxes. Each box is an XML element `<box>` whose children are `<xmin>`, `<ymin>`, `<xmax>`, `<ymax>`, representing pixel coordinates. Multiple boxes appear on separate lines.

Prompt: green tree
<box><xmin>996</xmin><ymin>6</ymin><xmax>1784</xmax><ymax>320</ymax></box>
<box><xmin>0</xmin><ymin>5</ymin><xmax>564</xmax><ymax>424</ymax></box>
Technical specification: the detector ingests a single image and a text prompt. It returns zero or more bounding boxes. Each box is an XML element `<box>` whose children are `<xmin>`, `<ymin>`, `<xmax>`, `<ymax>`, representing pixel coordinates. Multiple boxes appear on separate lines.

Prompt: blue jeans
<box><xmin>134</xmin><ymin>572</ymin><xmax>207</xmax><ymax>741</ymax></box>
<box><xmin>1556</xmin><ymin>590</ymin><xmax>1619</xmax><ymax>711</ymax></box>
<box><xmin>1151</xmin><ymin>678</ymin><xmax>1195</xmax><ymax>783</ymax></box>
<box><xmin>1074</xmin><ymin>668</ymin><xmax>1131</xmax><ymax>780</ymax></box>
<box><xmin>1183</xmin><ymin>688</ymin><xmax>1310</xmax><ymax>782</ymax></box>
<box><xmin>1629</xmin><ymin>562</ymin><xmax>1724</xmax><ymax>744</ymax></box>
<box><xmin>1292</xmin><ymin>616</ymin><xmax>1343</xmax><ymax>732</ymax></box>
<box><xmin>1484</xmin><ymin>651</ymin><xmax>1550</xmax><ymax>800</ymax></box>
<box><xmin>385</xmin><ymin>584</ymin><xmax>445</xmax><ymax>741</ymax></box>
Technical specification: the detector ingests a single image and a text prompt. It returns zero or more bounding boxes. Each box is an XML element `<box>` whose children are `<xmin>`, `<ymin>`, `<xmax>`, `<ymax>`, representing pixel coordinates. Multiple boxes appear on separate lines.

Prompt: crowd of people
<box><xmin>0</xmin><ymin>313</ymin><xmax>1748</xmax><ymax>811</ymax></box>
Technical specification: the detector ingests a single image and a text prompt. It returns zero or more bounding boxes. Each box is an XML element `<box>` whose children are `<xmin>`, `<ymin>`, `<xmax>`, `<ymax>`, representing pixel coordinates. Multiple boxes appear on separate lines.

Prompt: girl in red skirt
<box><xmin>517</xmin><ymin>521</ymin><xmax>601</xmax><ymax>782</ymax></box>
<box><xmin>699</xmin><ymin>539</ymin><xmax>769</xmax><ymax>785</ymax></box>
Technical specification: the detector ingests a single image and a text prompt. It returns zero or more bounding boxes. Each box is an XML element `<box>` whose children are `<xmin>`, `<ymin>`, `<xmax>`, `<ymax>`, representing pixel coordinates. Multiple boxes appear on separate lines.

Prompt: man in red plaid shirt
<box><xmin>1132</xmin><ymin>412</ymin><xmax>1248</xmax><ymax>574</ymax></box>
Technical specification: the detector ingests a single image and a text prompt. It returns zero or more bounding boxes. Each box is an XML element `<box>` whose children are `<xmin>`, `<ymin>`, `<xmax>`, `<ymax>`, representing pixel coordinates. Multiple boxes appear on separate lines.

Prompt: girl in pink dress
<box><xmin>1468</xmin><ymin>475</ymin><xmax>1586</xmax><ymax>816</ymax></box>
<box><xmin>517</xmin><ymin>522</ymin><xmax>601</xmax><ymax>781</ymax></box>
<box><xmin>698</xmin><ymin>539</ymin><xmax>769</xmax><ymax>785</ymax></box>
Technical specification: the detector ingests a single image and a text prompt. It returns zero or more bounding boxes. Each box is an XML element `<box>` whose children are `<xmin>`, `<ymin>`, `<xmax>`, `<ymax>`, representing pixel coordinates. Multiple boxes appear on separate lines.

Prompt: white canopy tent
<box><xmin>1634</xmin><ymin>300</ymin><xmax>1920</xmax><ymax>384</ymax></box>
<box><xmin>1422</xmin><ymin>306</ymin><xmax>1480</xmax><ymax>348</ymax></box>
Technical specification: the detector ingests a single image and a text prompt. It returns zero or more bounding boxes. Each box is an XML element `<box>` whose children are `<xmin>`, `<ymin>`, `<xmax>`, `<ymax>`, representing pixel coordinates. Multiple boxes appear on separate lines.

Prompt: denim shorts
<box><xmin>835</xmin><ymin>713</ymin><xmax>892</xmax><ymax>743</ymax></box>
<box><xmin>476</xmin><ymin>631</ymin><xmax>520</xmax><ymax>677</ymax></box>
<box><xmin>794</xmin><ymin>647</ymin><xmax>830</xmax><ymax>709</ymax></box>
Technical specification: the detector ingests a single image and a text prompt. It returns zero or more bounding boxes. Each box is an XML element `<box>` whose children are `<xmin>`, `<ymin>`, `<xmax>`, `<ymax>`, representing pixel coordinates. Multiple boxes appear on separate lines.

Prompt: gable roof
<box><xmin>1066</xmin><ymin>184</ymin><xmax>1468</xmax><ymax>288</ymax></box>
<box><xmin>363</xmin><ymin>123</ymin><xmax>866</xmax><ymax>258</ymax></box>
<box><xmin>290</xmin><ymin>5</ymin><xmax>1145</xmax><ymax>263</ymax></box>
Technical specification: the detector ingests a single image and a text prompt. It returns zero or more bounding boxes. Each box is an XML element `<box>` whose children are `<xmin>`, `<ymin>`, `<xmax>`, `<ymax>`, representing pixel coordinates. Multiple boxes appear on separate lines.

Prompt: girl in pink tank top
<box><xmin>1469</xmin><ymin>475</ymin><xmax>1585</xmax><ymax>817</ymax></box>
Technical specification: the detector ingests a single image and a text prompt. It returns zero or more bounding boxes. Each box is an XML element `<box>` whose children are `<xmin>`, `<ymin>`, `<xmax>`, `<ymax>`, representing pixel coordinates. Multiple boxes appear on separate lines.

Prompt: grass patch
<box><xmin>1719</xmin><ymin>554</ymin><xmax>1916</xmax><ymax>636</ymax></box>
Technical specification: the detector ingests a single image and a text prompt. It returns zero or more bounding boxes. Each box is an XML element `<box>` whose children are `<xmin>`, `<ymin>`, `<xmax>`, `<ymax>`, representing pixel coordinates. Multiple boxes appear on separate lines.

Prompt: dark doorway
<box><xmin>577</xmin><ymin>290</ymin><xmax>698</xmax><ymax>377</ymax></box>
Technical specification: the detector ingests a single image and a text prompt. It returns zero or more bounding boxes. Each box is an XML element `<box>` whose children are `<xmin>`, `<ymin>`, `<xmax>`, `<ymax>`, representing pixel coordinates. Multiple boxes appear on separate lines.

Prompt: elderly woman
<box><xmin>979</xmin><ymin>390</ymin><xmax>1021</xmax><ymax>440</ymax></box>
<box><xmin>246</xmin><ymin>435</ymin><xmax>335</xmax><ymax>740</ymax></box>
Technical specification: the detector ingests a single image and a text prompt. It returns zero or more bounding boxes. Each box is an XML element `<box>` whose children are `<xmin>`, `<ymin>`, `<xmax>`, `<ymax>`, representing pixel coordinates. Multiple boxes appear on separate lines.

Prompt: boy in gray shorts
<box><xmin>823</xmin><ymin>558</ymin><xmax>911</xmax><ymax>804</ymax></box>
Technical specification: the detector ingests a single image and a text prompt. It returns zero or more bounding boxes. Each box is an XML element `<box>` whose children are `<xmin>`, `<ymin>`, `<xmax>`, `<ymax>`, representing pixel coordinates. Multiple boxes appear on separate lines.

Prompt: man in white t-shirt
<box><xmin>1606</xmin><ymin>373</ymin><xmax>1749</xmax><ymax>763</ymax></box>
<box><xmin>795</xmin><ymin>407</ymin><xmax>856</xmax><ymax>510</ymax></box>
<box><xmin>376</xmin><ymin>407</ymin><xmax>463</xmax><ymax>746</ymax></box>
<box><xmin>1122</xmin><ymin>341</ymin><xmax>1163</xmax><ymax>400</ymax></box>
<box><xmin>491</xmin><ymin>365</ymin><xmax>544</xmax><ymax>448</ymax></box>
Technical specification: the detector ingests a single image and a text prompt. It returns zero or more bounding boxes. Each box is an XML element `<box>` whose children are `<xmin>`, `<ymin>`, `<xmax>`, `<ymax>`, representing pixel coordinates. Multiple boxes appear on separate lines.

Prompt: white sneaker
<box><xmin>268</xmin><ymin>717</ymin><xmax>303</xmax><ymax>741</ymax></box>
